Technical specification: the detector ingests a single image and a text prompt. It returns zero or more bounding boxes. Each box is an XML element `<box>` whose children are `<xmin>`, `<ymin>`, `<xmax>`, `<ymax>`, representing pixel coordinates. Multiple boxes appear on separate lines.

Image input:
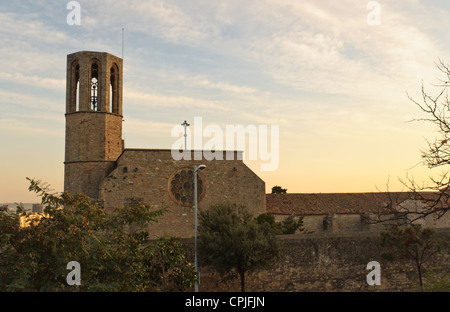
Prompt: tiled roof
<box><xmin>266</xmin><ymin>192</ymin><xmax>416</xmax><ymax>216</ymax></box>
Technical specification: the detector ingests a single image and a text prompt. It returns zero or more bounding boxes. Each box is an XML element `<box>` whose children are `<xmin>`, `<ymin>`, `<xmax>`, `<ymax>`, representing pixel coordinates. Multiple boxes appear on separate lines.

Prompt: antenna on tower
<box><xmin>121</xmin><ymin>26</ymin><xmax>125</xmax><ymax>150</ymax></box>
<box><xmin>121</xmin><ymin>27</ymin><xmax>124</xmax><ymax>59</ymax></box>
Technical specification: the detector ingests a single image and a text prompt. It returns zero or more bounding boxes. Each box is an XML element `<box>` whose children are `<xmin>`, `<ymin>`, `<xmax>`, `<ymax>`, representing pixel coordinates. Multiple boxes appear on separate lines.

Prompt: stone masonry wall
<box><xmin>65</xmin><ymin>112</ymin><xmax>123</xmax><ymax>162</ymax></box>
<box><xmin>66</xmin><ymin>51</ymin><xmax>123</xmax><ymax>114</ymax></box>
<box><xmin>64</xmin><ymin>112</ymin><xmax>123</xmax><ymax>198</ymax></box>
<box><xmin>64</xmin><ymin>161</ymin><xmax>117</xmax><ymax>199</ymax></box>
<box><xmin>273</xmin><ymin>212</ymin><xmax>450</xmax><ymax>234</ymax></box>
<box><xmin>181</xmin><ymin>229</ymin><xmax>450</xmax><ymax>292</ymax></box>
<box><xmin>99</xmin><ymin>149</ymin><xmax>266</xmax><ymax>238</ymax></box>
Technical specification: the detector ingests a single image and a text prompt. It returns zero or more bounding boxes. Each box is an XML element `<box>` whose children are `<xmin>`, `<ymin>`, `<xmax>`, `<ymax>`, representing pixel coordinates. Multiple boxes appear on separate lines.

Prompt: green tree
<box><xmin>198</xmin><ymin>203</ymin><xmax>280</xmax><ymax>292</ymax></box>
<box><xmin>271</xmin><ymin>186</ymin><xmax>287</xmax><ymax>194</ymax></box>
<box><xmin>279</xmin><ymin>216</ymin><xmax>305</xmax><ymax>234</ymax></box>
<box><xmin>0</xmin><ymin>178</ymin><xmax>196</xmax><ymax>291</ymax></box>
<box><xmin>380</xmin><ymin>224</ymin><xmax>443</xmax><ymax>290</ymax></box>
<box><xmin>255</xmin><ymin>213</ymin><xmax>278</xmax><ymax>231</ymax></box>
<box><xmin>142</xmin><ymin>237</ymin><xmax>197</xmax><ymax>291</ymax></box>
<box><xmin>255</xmin><ymin>213</ymin><xmax>305</xmax><ymax>235</ymax></box>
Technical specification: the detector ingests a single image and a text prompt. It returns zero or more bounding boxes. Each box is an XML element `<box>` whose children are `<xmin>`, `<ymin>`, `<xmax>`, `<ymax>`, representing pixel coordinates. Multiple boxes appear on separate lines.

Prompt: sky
<box><xmin>1</xmin><ymin>0</ymin><xmax>450</xmax><ymax>203</ymax></box>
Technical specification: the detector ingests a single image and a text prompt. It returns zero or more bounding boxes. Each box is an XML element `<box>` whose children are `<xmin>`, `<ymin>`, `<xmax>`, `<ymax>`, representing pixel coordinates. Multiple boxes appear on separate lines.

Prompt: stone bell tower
<box><xmin>64</xmin><ymin>51</ymin><xmax>124</xmax><ymax>199</ymax></box>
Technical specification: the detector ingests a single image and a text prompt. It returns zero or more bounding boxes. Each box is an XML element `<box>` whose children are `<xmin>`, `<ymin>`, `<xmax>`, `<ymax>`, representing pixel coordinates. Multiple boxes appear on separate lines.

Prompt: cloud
<box><xmin>182</xmin><ymin>76</ymin><xmax>257</xmax><ymax>94</ymax></box>
<box><xmin>0</xmin><ymin>12</ymin><xmax>70</xmax><ymax>45</ymax></box>
<box><xmin>0</xmin><ymin>72</ymin><xmax>65</xmax><ymax>90</ymax></box>
<box><xmin>0</xmin><ymin>89</ymin><xmax>62</xmax><ymax>113</ymax></box>
<box><xmin>0</xmin><ymin>117</ymin><xmax>63</xmax><ymax>137</ymax></box>
<box><xmin>123</xmin><ymin>116</ymin><xmax>175</xmax><ymax>135</ymax></box>
<box><xmin>2</xmin><ymin>0</ymin><xmax>450</xmax><ymax>201</ymax></box>
<box><xmin>125</xmin><ymin>89</ymin><xmax>227</xmax><ymax>111</ymax></box>
<box><xmin>87</xmin><ymin>0</ymin><xmax>219</xmax><ymax>45</ymax></box>
<box><xmin>217</xmin><ymin>0</ymin><xmax>449</xmax><ymax>104</ymax></box>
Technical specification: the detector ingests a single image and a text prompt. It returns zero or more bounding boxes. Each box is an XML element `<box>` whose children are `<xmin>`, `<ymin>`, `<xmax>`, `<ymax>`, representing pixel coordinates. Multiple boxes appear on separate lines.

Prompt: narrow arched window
<box><xmin>110</xmin><ymin>67</ymin><xmax>115</xmax><ymax>113</ymax></box>
<box><xmin>110</xmin><ymin>64</ymin><xmax>119</xmax><ymax>114</ymax></box>
<box><xmin>75</xmin><ymin>64</ymin><xmax>80</xmax><ymax>111</ymax></box>
<box><xmin>70</xmin><ymin>63</ymin><xmax>80</xmax><ymax>112</ymax></box>
<box><xmin>91</xmin><ymin>63</ymin><xmax>99</xmax><ymax>111</ymax></box>
<box><xmin>76</xmin><ymin>79</ymin><xmax>80</xmax><ymax>111</ymax></box>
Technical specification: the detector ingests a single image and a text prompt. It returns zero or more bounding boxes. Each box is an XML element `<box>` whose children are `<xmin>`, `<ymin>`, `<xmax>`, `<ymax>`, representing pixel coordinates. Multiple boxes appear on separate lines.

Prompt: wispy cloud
<box><xmin>125</xmin><ymin>89</ymin><xmax>228</xmax><ymax>111</ymax></box>
<box><xmin>0</xmin><ymin>117</ymin><xmax>63</xmax><ymax>137</ymax></box>
<box><xmin>0</xmin><ymin>89</ymin><xmax>62</xmax><ymax>113</ymax></box>
<box><xmin>240</xmin><ymin>1</ymin><xmax>445</xmax><ymax>100</ymax></box>
<box><xmin>178</xmin><ymin>75</ymin><xmax>258</xmax><ymax>94</ymax></box>
<box><xmin>1</xmin><ymin>0</ymin><xmax>450</xmax><ymax>201</ymax></box>
<box><xmin>0</xmin><ymin>72</ymin><xmax>65</xmax><ymax>90</ymax></box>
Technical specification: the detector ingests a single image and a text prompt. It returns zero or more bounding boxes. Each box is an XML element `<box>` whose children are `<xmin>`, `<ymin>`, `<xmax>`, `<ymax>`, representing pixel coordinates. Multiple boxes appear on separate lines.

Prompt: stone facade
<box><xmin>183</xmin><ymin>229</ymin><xmax>450</xmax><ymax>292</ymax></box>
<box><xmin>64</xmin><ymin>112</ymin><xmax>123</xmax><ymax>198</ymax></box>
<box><xmin>64</xmin><ymin>51</ymin><xmax>124</xmax><ymax>199</ymax></box>
<box><xmin>66</xmin><ymin>51</ymin><xmax>123</xmax><ymax>114</ymax></box>
<box><xmin>268</xmin><ymin>193</ymin><xmax>450</xmax><ymax>234</ymax></box>
<box><xmin>64</xmin><ymin>51</ymin><xmax>266</xmax><ymax>238</ymax></box>
<box><xmin>98</xmin><ymin>149</ymin><xmax>266</xmax><ymax>238</ymax></box>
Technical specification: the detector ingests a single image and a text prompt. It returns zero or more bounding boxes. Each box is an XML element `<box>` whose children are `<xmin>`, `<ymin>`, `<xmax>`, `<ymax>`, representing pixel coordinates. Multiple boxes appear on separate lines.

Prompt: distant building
<box><xmin>267</xmin><ymin>192</ymin><xmax>450</xmax><ymax>233</ymax></box>
<box><xmin>32</xmin><ymin>204</ymin><xmax>43</xmax><ymax>213</ymax></box>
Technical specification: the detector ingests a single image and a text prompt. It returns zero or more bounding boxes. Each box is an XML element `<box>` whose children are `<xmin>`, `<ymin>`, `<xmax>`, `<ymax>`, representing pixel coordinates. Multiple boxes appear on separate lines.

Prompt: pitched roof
<box><xmin>266</xmin><ymin>192</ymin><xmax>415</xmax><ymax>216</ymax></box>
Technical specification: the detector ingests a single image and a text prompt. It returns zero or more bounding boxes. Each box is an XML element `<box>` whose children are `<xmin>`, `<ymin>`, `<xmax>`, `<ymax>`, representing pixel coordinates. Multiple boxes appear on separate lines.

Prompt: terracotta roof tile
<box><xmin>266</xmin><ymin>192</ymin><xmax>416</xmax><ymax>215</ymax></box>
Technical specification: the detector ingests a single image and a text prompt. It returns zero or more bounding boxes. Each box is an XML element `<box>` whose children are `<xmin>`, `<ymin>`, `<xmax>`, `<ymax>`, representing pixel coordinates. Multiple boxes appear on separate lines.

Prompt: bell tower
<box><xmin>64</xmin><ymin>51</ymin><xmax>124</xmax><ymax>199</ymax></box>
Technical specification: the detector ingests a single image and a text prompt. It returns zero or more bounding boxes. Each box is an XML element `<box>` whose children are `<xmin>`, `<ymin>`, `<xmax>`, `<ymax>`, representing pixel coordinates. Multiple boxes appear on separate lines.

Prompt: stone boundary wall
<box><xmin>273</xmin><ymin>212</ymin><xmax>450</xmax><ymax>235</ymax></box>
<box><xmin>181</xmin><ymin>229</ymin><xmax>450</xmax><ymax>292</ymax></box>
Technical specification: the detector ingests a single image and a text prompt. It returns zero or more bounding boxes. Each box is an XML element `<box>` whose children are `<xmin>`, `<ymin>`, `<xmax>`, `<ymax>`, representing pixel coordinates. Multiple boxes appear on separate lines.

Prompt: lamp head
<box><xmin>198</xmin><ymin>164</ymin><xmax>206</xmax><ymax>170</ymax></box>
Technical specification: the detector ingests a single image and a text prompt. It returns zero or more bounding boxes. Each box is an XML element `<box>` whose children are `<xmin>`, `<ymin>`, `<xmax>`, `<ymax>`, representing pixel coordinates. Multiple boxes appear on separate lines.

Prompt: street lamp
<box><xmin>194</xmin><ymin>164</ymin><xmax>206</xmax><ymax>292</ymax></box>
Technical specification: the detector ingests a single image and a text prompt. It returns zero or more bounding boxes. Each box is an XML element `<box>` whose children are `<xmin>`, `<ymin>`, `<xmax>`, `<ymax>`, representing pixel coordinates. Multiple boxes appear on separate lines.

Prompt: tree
<box><xmin>255</xmin><ymin>213</ymin><xmax>277</xmax><ymax>228</ymax></box>
<box><xmin>198</xmin><ymin>203</ymin><xmax>280</xmax><ymax>292</ymax></box>
<box><xmin>0</xmin><ymin>178</ymin><xmax>196</xmax><ymax>291</ymax></box>
<box><xmin>380</xmin><ymin>224</ymin><xmax>443</xmax><ymax>290</ymax></box>
<box><xmin>255</xmin><ymin>213</ymin><xmax>305</xmax><ymax>234</ymax></box>
<box><xmin>271</xmin><ymin>186</ymin><xmax>287</xmax><ymax>194</ymax></box>
<box><xmin>142</xmin><ymin>237</ymin><xmax>197</xmax><ymax>291</ymax></box>
<box><xmin>377</xmin><ymin>60</ymin><xmax>450</xmax><ymax>223</ymax></box>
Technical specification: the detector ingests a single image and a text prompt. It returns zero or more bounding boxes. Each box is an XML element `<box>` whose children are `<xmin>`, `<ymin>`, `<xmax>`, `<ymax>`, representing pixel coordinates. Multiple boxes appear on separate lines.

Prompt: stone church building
<box><xmin>60</xmin><ymin>50</ymin><xmax>450</xmax><ymax>292</ymax></box>
<box><xmin>63</xmin><ymin>51</ymin><xmax>266</xmax><ymax>238</ymax></box>
<box><xmin>64</xmin><ymin>50</ymin><xmax>450</xmax><ymax>240</ymax></box>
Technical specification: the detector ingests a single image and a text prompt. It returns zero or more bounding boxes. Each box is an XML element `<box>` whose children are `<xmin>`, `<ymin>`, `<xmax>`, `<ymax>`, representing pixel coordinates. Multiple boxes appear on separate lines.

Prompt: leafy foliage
<box><xmin>0</xmin><ymin>178</ymin><xmax>196</xmax><ymax>292</ymax></box>
<box><xmin>380</xmin><ymin>224</ymin><xmax>444</xmax><ymax>290</ymax></box>
<box><xmin>198</xmin><ymin>203</ymin><xmax>280</xmax><ymax>292</ymax></box>
<box><xmin>279</xmin><ymin>216</ymin><xmax>305</xmax><ymax>234</ymax></box>
<box><xmin>142</xmin><ymin>237</ymin><xmax>197</xmax><ymax>292</ymax></box>
<box><xmin>255</xmin><ymin>213</ymin><xmax>305</xmax><ymax>234</ymax></box>
<box><xmin>271</xmin><ymin>186</ymin><xmax>287</xmax><ymax>194</ymax></box>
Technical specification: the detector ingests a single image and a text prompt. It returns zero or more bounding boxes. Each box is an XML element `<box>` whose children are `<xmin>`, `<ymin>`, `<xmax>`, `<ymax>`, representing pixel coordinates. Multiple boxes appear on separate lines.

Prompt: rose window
<box><xmin>168</xmin><ymin>168</ymin><xmax>204</xmax><ymax>206</ymax></box>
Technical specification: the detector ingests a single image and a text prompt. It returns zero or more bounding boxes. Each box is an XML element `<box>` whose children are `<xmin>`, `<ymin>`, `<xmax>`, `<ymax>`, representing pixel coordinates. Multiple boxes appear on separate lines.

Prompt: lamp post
<box><xmin>194</xmin><ymin>164</ymin><xmax>206</xmax><ymax>292</ymax></box>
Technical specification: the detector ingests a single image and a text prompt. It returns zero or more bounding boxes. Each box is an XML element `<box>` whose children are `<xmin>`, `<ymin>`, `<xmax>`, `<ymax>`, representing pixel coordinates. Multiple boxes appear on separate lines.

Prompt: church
<box><xmin>63</xmin><ymin>51</ymin><xmax>266</xmax><ymax>238</ymax></box>
<box><xmin>63</xmin><ymin>51</ymin><xmax>450</xmax><ymax>239</ymax></box>
<box><xmin>60</xmin><ymin>51</ymin><xmax>450</xmax><ymax>292</ymax></box>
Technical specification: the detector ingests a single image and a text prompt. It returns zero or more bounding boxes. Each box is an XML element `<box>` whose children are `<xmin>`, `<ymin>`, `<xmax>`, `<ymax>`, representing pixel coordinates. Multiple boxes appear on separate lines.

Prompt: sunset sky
<box><xmin>2</xmin><ymin>0</ymin><xmax>450</xmax><ymax>203</ymax></box>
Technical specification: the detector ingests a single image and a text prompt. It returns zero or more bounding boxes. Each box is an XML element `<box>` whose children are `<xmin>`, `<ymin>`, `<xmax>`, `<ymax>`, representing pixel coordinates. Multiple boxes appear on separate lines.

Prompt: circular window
<box><xmin>168</xmin><ymin>168</ymin><xmax>205</xmax><ymax>206</ymax></box>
